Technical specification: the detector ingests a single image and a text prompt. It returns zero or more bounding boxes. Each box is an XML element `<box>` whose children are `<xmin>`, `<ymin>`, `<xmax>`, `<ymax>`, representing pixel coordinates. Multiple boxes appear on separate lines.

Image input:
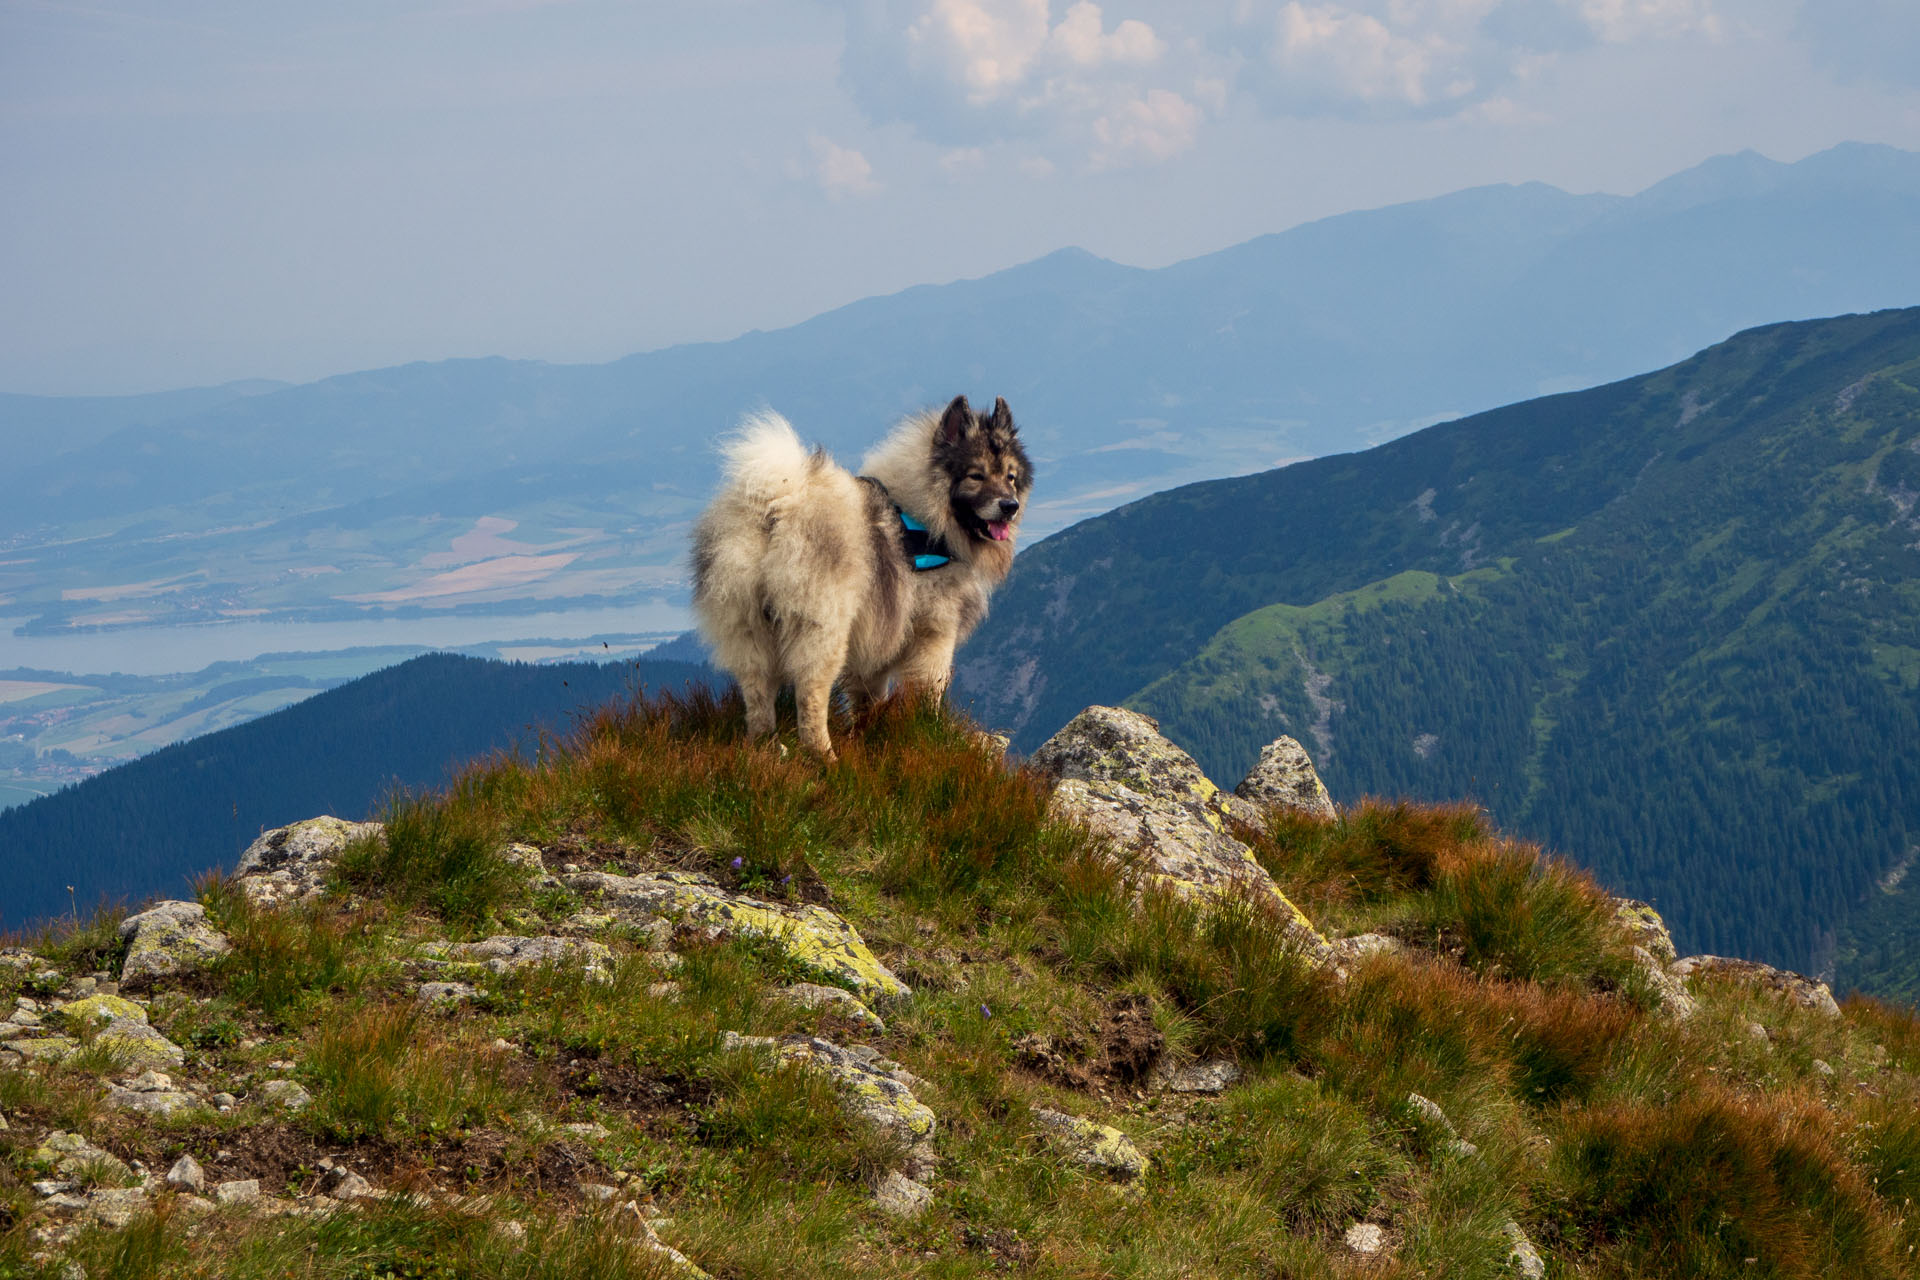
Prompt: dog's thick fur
<box><xmin>691</xmin><ymin>395</ymin><xmax>1033</xmax><ymax>759</ymax></box>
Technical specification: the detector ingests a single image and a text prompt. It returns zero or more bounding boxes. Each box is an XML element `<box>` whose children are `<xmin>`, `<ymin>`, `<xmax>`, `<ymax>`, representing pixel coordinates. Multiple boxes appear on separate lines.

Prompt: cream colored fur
<box><xmin>691</xmin><ymin>408</ymin><xmax>1018</xmax><ymax>759</ymax></box>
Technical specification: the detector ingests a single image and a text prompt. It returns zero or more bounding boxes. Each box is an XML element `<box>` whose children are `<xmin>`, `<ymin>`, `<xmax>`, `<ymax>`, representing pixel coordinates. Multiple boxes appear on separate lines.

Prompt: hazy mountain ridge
<box><xmin>7</xmin><ymin>143</ymin><xmax>1920</xmax><ymax>637</ymax></box>
<box><xmin>957</xmin><ymin>307</ymin><xmax>1920</xmax><ymax>992</ymax></box>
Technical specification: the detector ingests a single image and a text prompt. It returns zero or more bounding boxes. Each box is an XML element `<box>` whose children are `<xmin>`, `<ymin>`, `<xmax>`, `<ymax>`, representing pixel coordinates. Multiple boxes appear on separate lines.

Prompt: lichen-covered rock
<box><xmin>783</xmin><ymin>1036</ymin><xmax>935</xmax><ymax>1145</ymax></box>
<box><xmin>35</xmin><ymin>1131</ymin><xmax>132</xmax><ymax>1183</ymax></box>
<box><xmin>235</xmin><ymin>816</ymin><xmax>384</xmax><ymax>907</ymax></box>
<box><xmin>781</xmin><ymin>982</ymin><xmax>887</xmax><ymax>1034</ymax></box>
<box><xmin>1234</xmin><ymin>736</ymin><xmax>1337</xmax><ymax>820</ymax></box>
<box><xmin>1669</xmin><ymin>954</ymin><xmax>1842</xmax><ymax>1017</ymax></box>
<box><xmin>1614</xmin><ymin>899</ymin><xmax>1677</xmax><ymax>964</ymax></box>
<box><xmin>1032</xmin><ymin>1106</ymin><xmax>1149</xmax><ymax>1181</ymax></box>
<box><xmin>1031</xmin><ymin>707</ymin><xmax>1329</xmax><ymax>961</ymax></box>
<box><xmin>1327</xmin><ymin>933</ymin><xmax>1404</xmax><ymax>968</ymax></box>
<box><xmin>1405</xmin><ymin>1092</ymin><xmax>1477</xmax><ymax>1159</ymax></box>
<box><xmin>566</xmin><ymin>870</ymin><xmax>909</xmax><ymax>1000</ymax></box>
<box><xmin>260</xmin><ymin>1080</ymin><xmax>312</xmax><ymax>1111</ymax></box>
<box><xmin>445</xmin><ymin>935</ymin><xmax>612</xmax><ymax>977</ymax></box>
<box><xmin>1503</xmin><ymin>1221</ymin><xmax>1546</xmax><ymax>1280</ymax></box>
<box><xmin>96</xmin><ymin>1017</ymin><xmax>186</xmax><ymax>1068</ymax></box>
<box><xmin>83</xmin><ymin>1186</ymin><xmax>153</xmax><ymax>1228</ymax></box>
<box><xmin>118</xmin><ymin>901</ymin><xmax>230</xmax><ymax>987</ymax></box>
<box><xmin>60</xmin><ymin>994</ymin><xmax>147</xmax><ymax>1027</ymax></box>
<box><xmin>166</xmin><ymin>1154</ymin><xmax>206</xmax><ymax>1193</ymax></box>
<box><xmin>106</xmin><ymin>1071</ymin><xmax>198</xmax><ymax>1117</ymax></box>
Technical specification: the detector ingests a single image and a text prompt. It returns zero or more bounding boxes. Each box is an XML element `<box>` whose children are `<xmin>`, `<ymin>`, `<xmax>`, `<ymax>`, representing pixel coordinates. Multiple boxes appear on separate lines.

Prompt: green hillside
<box><xmin>958</xmin><ymin>309</ymin><xmax>1920</xmax><ymax>989</ymax></box>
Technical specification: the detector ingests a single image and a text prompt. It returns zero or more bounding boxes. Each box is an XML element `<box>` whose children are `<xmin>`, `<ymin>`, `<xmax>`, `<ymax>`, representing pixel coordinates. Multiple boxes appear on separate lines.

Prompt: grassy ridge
<box><xmin>4</xmin><ymin>694</ymin><xmax>1917</xmax><ymax>1278</ymax></box>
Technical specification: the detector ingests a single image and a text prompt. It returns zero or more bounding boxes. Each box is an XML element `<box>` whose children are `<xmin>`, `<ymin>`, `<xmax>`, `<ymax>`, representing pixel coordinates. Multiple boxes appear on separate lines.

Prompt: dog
<box><xmin>690</xmin><ymin>394</ymin><xmax>1032</xmax><ymax>760</ymax></box>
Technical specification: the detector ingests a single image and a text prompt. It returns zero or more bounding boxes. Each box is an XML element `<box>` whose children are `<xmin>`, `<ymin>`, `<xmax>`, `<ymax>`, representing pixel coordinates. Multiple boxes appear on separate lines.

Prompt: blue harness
<box><xmin>862</xmin><ymin>477</ymin><xmax>954</xmax><ymax>571</ymax></box>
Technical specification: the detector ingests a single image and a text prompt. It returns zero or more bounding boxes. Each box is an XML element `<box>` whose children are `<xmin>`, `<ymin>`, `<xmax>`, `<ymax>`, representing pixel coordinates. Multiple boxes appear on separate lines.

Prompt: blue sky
<box><xmin>3</xmin><ymin>0</ymin><xmax>1918</xmax><ymax>395</ymax></box>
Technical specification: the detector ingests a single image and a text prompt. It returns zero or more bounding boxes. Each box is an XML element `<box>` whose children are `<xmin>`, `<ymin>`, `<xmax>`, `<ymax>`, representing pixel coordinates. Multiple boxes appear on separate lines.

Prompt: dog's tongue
<box><xmin>987</xmin><ymin>521</ymin><xmax>1011</xmax><ymax>542</ymax></box>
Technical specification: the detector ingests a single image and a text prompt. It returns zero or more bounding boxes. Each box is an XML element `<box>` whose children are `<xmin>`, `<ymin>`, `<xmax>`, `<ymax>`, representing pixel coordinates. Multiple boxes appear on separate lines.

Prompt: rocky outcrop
<box><xmin>118</xmin><ymin>900</ymin><xmax>230</xmax><ymax>986</ymax></box>
<box><xmin>444</xmin><ymin>935</ymin><xmax>613</xmax><ymax>977</ymax></box>
<box><xmin>1031</xmin><ymin>707</ymin><xmax>1329</xmax><ymax>961</ymax></box>
<box><xmin>236</xmin><ymin>816</ymin><xmax>384</xmax><ymax>907</ymax></box>
<box><xmin>1669</xmin><ymin>955</ymin><xmax>1842</xmax><ymax>1018</ymax></box>
<box><xmin>1234</xmin><ymin>736</ymin><xmax>1337</xmax><ymax>819</ymax></box>
<box><xmin>566</xmin><ymin>870</ymin><xmax>909</xmax><ymax>1000</ymax></box>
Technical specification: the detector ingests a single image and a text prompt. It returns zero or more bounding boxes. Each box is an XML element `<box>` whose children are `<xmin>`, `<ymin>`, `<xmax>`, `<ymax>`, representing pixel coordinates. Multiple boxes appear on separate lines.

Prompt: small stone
<box><xmin>61</xmin><ymin>994</ymin><xmax>148</xmax><ymax>1027</ymax></box>
<box><xmin>873</xmin><ymin>1171</ymin><xmax>934</xmax><ymax>1218</ymax></box>
<box><xmin>1503</xmin><ymin>1221</ymin><xmax>1546</xmax><ymax>1280</ymax></box>
<box><xmin>86</xmin><ymin>1187</ymin><xmax>151</xmax><ymax>1228</ymax></box>
<box><xmin>128</xmin><ymin>1070</ymin><xmax>173</xmax><ymax>1092</ymax></box>
<box><xmin>646</xmin><ymin>982</ymin><xmax>681</xmax><ymax>999</ymax></box>
<box><xmin>1343</xmin><ymin>1222</ymin><xmax>1389</xmax><ymax>1255</ymax></box>
<box><xmin>579</xmin><ymin>1181</ymin><xmax>619</xmax><ymax>1202</ymax></box>
<box><xmin>780</xmin><ymin>982</ymin><xmax>887</xmax><ymax>1034</ymax></box>
<box><xmin>562</xmin><ymin>1122</ymin><xmax>610</xmax><ymax>1140</ymax></box>
<box><xmin>117</xmin><ymin>901</ymin><xmax>232</xmax><ymax>988</ymax></box>
<box><xmin>1746</xmin><ymin>1022</ymin><xmax>1770</xmax><ymax>1042</ymax></box>
<box><xmin>166</xmin><ymin>1155</ymin><xmax>206</xmax><ymax>1193</ymax></box>
<box><xmin>1150</xmin><ymin>1058</ymin><xmax>1242</xmax><ymax>1095</ymax></box>
<box><xmin>328</xmin><ymin>1169</ymin><xmax>375</xmax><ymax>1201</ymax></box>
<box><xmin>416</xmin><ymin>981</ymin><xmax>478</xmax><ymax>1004</ymax></box>
<box><xmin>1812</xmin><ymin>1058</ymin><xmax>1835</xmax><ymax>1076</ymax></box>
<box><xmin>500</xmin><ymin>842</ymin><xmax>545</xmax><ymax>871</ymax></box>
<box><xmin>33</xmin><ymin>1180</ymin><xmax>76</xmax><ymax>1198</ymax></box>
<box><xmin>94</xmin><ymin>1018</ymin><xmax>186</xmax><ymax>1068</ymax></box>
<box><xmin>215</xmin><ymin>1179</ymin><xmax>261</xmax><ymax>1205</ymax></box>
<box><xmin>260</xmin><ymin>1080</ymin><xmax>312</xmax><ymax>1111</ymax></box>
<box><xmin>212</xmin><ymin>1092</ymin><xmax>238</xmax><ymax>1110</ymax></box>
<box><xmin>267</xmin><ymin>1059</ymin><xmax>295</xmax><ymax>1071</ymax></box>
<box><xmin>1032</xmin><ymin>1107</ymin><xmax>1149</xmax><ymax>1181</ymax></box>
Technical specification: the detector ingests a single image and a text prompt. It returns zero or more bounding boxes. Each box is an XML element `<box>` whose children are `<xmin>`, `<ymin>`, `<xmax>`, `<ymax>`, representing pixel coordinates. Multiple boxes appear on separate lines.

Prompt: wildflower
<box><xmin>730</xmin><ymin>856</ymin><xmax>744</xmax><ymax>869</ymax></box>
<box><xmin>980</xmin><ymin>1003</ymin><xmax>992</xmax><ymax>1019</ymax></box>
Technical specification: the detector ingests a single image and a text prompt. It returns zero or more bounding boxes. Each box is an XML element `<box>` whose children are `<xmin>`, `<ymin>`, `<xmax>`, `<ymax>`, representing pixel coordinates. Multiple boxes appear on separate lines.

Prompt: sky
<box><xmin>3</xmin><ymin>0</ymin><xmax>1919</xmax><ymax>396</ymax></box>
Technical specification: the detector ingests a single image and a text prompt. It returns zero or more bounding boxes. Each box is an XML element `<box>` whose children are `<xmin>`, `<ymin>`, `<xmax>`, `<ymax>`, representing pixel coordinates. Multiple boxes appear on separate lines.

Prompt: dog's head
<box><xmin>932</xmin><ymin>395</ymin><xmax>1033</xmax><ymax>545</ymax></box>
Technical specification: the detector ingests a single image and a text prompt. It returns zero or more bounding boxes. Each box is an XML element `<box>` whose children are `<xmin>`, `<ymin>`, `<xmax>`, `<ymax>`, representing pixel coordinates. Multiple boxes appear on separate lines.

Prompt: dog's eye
<box><xmin>967</xmin><ymin>471</ymin><xmax>986</xmax><ymax>482</ymax></box>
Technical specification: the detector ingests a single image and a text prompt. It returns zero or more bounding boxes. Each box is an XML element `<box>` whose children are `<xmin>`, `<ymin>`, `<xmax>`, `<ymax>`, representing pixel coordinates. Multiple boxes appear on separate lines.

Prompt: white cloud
<box><xmin>1091</xmin><ymin>87</ymin><xmax>1201</xmax><ymax>167</ymax></box>
<box><xmin>939</xmin><ymin>145</ymin><xmax>989</xmax><ymax>174</ymax></box>
<box><xmin>835</xmin><ymin>1</ymin><xmax>1194</xmax><ymax>165</ymax></box>
<box><xmin>831</xmin><ymin>0</ymin><xmax>1735</xmax><ymax>152</ymax></box>
<box><xmin>809</xmin><ymin>134</ymin><xmax>881</xmax><ymax>196</ymax></box>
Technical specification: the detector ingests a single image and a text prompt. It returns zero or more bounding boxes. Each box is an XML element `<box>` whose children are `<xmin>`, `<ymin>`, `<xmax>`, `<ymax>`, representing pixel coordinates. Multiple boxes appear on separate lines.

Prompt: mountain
<box><xmin>956</xmin><ymin>307</ymin><xmax>1920</xmax><ymax>992</ymax></box>
<box><xmin>3</xmin><ymin>691</ymin><xmax>1914</xmax><ymax>1280</ymax></box>
<box><xmin>7</xmin><ymin>143</ymin><xmax>1920</xmax><ymax>636</ymax></box>
<box><xmin>0</xmin><ymin>652</ymin><xmax>712</xmax><ymax>932</ymax></box>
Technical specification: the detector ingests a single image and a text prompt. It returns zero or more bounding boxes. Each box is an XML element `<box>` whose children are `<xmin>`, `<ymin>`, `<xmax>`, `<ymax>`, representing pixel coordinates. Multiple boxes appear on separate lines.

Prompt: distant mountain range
<box><xmin>6</xmin><ymin>143</ymin><xmax>1920</xmax><ymax>638</ymax></box>
<box><xmin>0</xmin><ymin>653</ymin><xmax>712</xmax><ymax>932</ymax></box>
<box><xmin>956</xmin><ymin>307</ymin><xmax>1920</xmax><ymax>1001</ymax></box>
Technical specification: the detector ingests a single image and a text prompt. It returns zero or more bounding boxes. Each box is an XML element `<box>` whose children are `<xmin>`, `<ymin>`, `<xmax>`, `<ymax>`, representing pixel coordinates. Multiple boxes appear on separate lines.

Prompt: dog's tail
<box><xmin>717</xmin><ymin>410</ymin><xmax>823</xmax><ymax>504</ymax></box>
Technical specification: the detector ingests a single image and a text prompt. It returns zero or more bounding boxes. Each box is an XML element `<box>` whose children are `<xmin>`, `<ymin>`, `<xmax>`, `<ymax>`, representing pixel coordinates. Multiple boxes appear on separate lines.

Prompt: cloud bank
<box><xmin>829</xmin><ymin>0</ymin><xmax>1732</xmax><ymax>167</ymax></box>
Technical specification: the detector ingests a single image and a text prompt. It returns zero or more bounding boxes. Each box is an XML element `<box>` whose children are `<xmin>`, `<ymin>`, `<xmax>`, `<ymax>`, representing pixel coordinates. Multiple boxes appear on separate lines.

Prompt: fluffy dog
<box><xmin>691</xmin><ymin>395</ymin><xmax>1032</xmax><ymax>760</ymax></box>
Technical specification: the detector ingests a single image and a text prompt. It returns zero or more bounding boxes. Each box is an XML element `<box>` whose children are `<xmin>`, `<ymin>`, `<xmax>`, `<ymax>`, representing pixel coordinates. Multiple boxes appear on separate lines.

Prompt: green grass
<box><xmin>8</xmin><ymin>690</ymin><xmax>1920</xmax><ymax>1279</ymax></box>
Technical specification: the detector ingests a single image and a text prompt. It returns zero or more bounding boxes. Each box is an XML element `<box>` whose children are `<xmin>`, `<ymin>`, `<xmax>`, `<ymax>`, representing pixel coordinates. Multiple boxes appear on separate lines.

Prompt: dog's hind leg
<box><xmin>784</xmin><ymin>623</ymin><xmax>851</xmax><ymax>762</ymax></box>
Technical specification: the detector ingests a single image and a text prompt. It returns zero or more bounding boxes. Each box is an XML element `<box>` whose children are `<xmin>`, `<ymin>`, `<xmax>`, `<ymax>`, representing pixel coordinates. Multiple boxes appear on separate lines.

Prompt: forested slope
<box><xmin>959</xmin><ymin>308</ymin><xmax>1920</xmax><ymax>986</ymax></box>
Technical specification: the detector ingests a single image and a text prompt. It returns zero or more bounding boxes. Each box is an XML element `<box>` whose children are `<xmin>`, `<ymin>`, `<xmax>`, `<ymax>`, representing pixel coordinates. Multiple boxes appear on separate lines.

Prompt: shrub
<box><xmin>1421</xmin><ymin>837</ymin><xmax>1634</xmax><ymax>987</ymax></box>
<box><xmin>306</xmin><ymin>1003</ymin><xmax>523</xmax><ymax>1141</ymax></box>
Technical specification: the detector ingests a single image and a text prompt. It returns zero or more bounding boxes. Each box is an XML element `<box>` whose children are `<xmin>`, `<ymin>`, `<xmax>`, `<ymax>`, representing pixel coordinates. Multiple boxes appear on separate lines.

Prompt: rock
<box><xmin>1234</xmin><ymin>736</ymin><xmax>1337</xmax><ymax>820</ymax></box>
<box><xmin>215</xmin><ymin>1179</ymin><xmax>261</xmax><ymax>1205</ymax></box>
<box><xmin>105</xmin><ymin>1085</ymin><xmax>197</xmax><ymax>1117</ymax></box>
<box><xmin>127</xmin><ymin>1069</ymin><xmax>173</xmax><ymax>1091</ymax></box>
<box><xmin>327</xmin><ymin>1169</ymin><xmax>375</xmax><ymax>1201</ymax></box>
<box><xmin>873</xmin><ymin>1170</ymin><xmax>934</xmax><ymax>1217</ymax></box>
<box><xmin>61</xmin><ymin>994</ymin><xmax>147</xmax><ymax>1027</ymax></box>
<box><xmin>1631</xmin><ymin>945</ymin><xmax>1697</xmax><ymax>1020</ymax></box>
<box><xmin>728</xmin><ymin>1034</ymin><xmax>936</xmax><ymax>1147</ymax></box>
<box><xmin>446</xmin><ymin>935</ymin><xmax>612</xmax><ymax>977</ymax></box>
<box><xmin>1503</xmin><ymin>1221</ymin><xmax>1546</xmax><ymax>1280</ymax></box>
<box><xmin>1669</xmin><ymin>955</ymin><xmax>1843</xmax><ymax>1018</ymax></box>
<box><xmin>235</xmin><ymin>816</ymin><xmax>384</xmax><ymax>908</ymax></box>
<box><xmin>416</xmin><ymin>981</ymin><xmax>479</xmax><ymax>1004</ymax></box>
<box><xmin>1406</xmin><ymin>1093</ymin><xmax>1478</xmax><ymax>1159</ymax></box>
<box><xmin>781</xmin><ymin>982</ymin><xmax>887</xmax><ymax>1034</ymax></box>
<box><xmin>1746</xmin><ymin>1021</ymin><xmax>1771</xmax><ymax>1042</ymax></box>
<box><xmin>118</xmin><ymin>901</ymin><xmax>231</xmax><ymax>987</ymax></box>
<box><xmin>1343</xmin><ymin>1222</ymin><xmax>1390</xmax><ymax>1255</ymax></box>
<box><xmin>260</xmin><ymin>1080</ymin><xmax>312</xmax><ymax>1111</ymax></box>
<box><xmin>565</xmin><ymin>870</ymin><xmax>909</xmax><ymax>1000</ymax></box>
<box><xmin>95</xmin><ymin>1017</ymin><xmax>186</xmax><ymax>1068</ymax></box>
<box><xmin>1327</xmin><ymin>933</ymin><xmax>1405</xmax><ymax>968</ymax></box>
<box><xmin>1032</xmin><ymin>1107</ymin><xmax>1148</xmax><ymax>1181</ymax></box>
<box><xmin>1613</xmin><ymin>899</ymin><xmax>1677</xmax><ymax>964</ymax></box>
<box><xmin>212</xmin><ymin>1092</ymin><xmax>238</xmax><ymax>1110</ymax></box>
<box><xmin>166</xmin><ymin>1155</ymin><xmax>206</xmax><ymax>1193</ymax></box>
<box><xmin>35</xmin><ymin>1132</ymin><xmax>133</xmax><ymax>1183</ymax></box>
<box><xmin>1812</xmin><ymin>1058</ymin><xmax>1835</xmax><ymax>1076</ymax></box>
<box><xmin>499</xmin><ymin>842</ymin><xmax>545</xmax><ymax>871</ymax></box>
<box><xmin>86</xmin><ymin>1186</ymin><xmax>151</xmax><ymax>1228</ymax></box>
<box><xmin>579</xmin><ymin>1181</ymin><xmax>620</xmax><ymax>1202</ymax></box>
<box><xmin>1149</xmin><ymin>1058</ymin><xmax>1243</xmax><ymax>1095</ymax></box>
<box><xmin>9</xmin><ymin>1035</ymin><xmax>80</xmax><ymax>1061</ymax></box>
<box><xmin>561</xmin><ymin>1122</ymin><xmax>610</xmax><ymax>1140</ymax></box>
<box><xmin>1031</xmin><ymin>708</ymin><xmax>1329</xmax><ymax>962</ymax></box>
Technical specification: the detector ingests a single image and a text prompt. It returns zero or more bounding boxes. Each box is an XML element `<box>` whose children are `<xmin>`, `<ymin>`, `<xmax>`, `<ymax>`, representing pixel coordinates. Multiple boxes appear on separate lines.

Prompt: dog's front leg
<box><xmin>893</xmin><ymin>631</ymin><xmax>958</xmax><ymax>702</ymax></box>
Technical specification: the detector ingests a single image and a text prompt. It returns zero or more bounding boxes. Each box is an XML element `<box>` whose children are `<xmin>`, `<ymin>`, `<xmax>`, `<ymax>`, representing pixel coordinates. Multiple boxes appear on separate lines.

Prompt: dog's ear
<box><xmin>939</xmin><ymin>395</ymin><xmax>974</xmax><ymax>446</ymax></box>
<box><xmin>989</xmin><ymin>396</ymin><xmax>1015</xmax><ymax>435</ymax></box>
